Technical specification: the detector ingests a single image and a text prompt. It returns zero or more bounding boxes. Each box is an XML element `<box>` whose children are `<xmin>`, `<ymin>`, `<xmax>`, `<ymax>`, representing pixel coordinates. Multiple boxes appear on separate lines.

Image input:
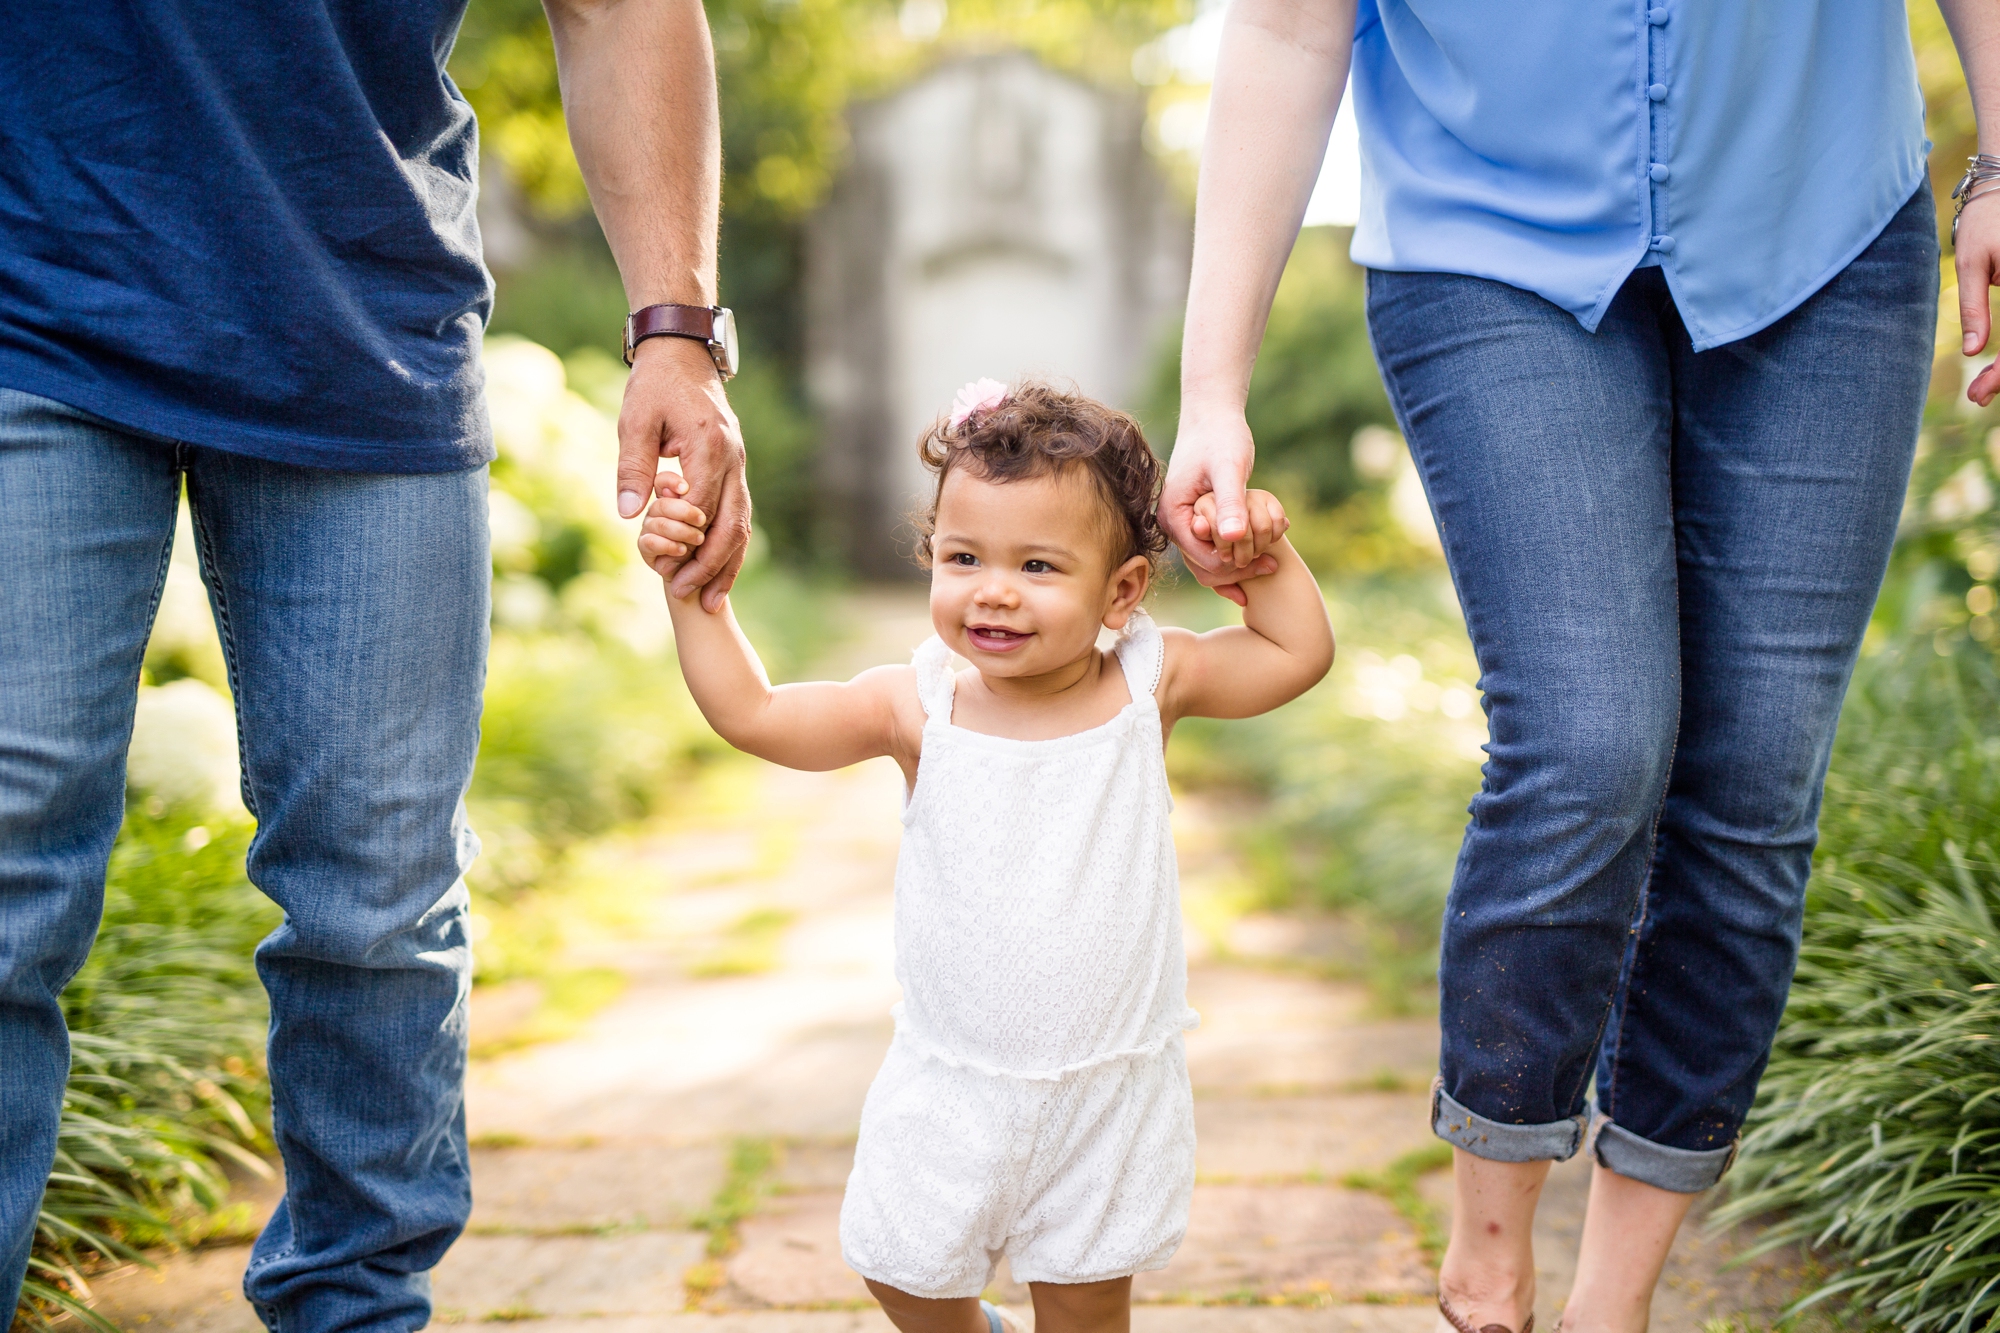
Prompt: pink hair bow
<box><xmin>949</xmin><ymin>378</ymin><xmax>1009</xmax><ymax>429</ymax></box>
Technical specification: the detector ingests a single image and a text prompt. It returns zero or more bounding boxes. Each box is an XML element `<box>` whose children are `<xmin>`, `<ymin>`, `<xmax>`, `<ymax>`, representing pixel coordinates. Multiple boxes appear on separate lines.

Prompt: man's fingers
<box><xmin>616</xmin><ymin>430</ymin><xmax>663</xmax><ymax>520</ymax></box>
<box><xmin>1212</xmin><ymin>582</ymin><xmax>1248</xmax><ymax>607</ymax></box>
<box><xmin>700</xmin><ymin>544</ymin><xmax>748</xmax><ymax>613</ymax></box>
<box><xmin>670</xmin><ymin>477</ymin><xmax>751</xmax><ymax>600</ymax></box>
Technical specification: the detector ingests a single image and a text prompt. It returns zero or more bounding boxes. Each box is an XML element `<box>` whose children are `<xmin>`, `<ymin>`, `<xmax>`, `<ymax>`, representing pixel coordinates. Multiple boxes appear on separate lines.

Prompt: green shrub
<box><xmin>1169</xmin><ymin>576</ymin><xmax>1483</xmax><ymax>999</ymax></box>
<box><xmin>1716</xmin><ymin>644</ymin><xmax>2000</xmax><ymax>1332</ymax></box>
<box><xmin>25</xmin><ymin>812</ymin><xmax>277</xmax><ymax>1331</ymax></box>
<box><xmin>1140</xmin><ymin>227</ymin><xmax>1396</xmax><ymax>511</ymax></box>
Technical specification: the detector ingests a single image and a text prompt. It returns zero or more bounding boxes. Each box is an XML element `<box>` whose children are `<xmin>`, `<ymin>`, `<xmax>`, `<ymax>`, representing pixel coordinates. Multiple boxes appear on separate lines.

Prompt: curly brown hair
<box><xmin>913</xmin><ymin>380</ymin><xmax>1168</xmax><ymax>575</ymax></box>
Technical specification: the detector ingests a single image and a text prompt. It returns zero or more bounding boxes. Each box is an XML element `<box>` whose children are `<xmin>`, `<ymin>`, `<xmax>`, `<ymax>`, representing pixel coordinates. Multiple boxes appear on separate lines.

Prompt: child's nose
<box><xmin>973</xmin><ymin>573</ymin><xmax>1018</xmax><ymax>606</ymax></box>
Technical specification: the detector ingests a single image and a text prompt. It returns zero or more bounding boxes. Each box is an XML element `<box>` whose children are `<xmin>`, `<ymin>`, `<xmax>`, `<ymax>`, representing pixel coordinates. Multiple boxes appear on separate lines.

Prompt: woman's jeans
<box><xmin>0</xmin><ymin>387</ymin><xmax>488</xmax><ymax>1332</ymax></box>
<box><xmin>1365</xmin><ymin>185</ymin><xmax>1938</xmax><ymax>1193</ymax></box>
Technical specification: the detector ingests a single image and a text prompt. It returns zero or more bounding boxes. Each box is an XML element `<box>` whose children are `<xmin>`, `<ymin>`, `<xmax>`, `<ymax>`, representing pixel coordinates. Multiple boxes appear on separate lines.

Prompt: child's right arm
<box><xmin>644</xmin><ymin>496</ymin><xmax>917</xmax><ymax>772</ymax></box>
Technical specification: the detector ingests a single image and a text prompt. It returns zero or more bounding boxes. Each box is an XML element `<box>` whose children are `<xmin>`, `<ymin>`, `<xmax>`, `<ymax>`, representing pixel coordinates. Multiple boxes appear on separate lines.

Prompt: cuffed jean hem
<box><xmin>1430</xmin><ymin>1080</ymin><xmax>1587</xmax><ymax>1163</ymax></box>
<box><xmin>1589</xmin><ymin>1115</ymin><xmax>1737</xmax><ymax>1194</ymax></box>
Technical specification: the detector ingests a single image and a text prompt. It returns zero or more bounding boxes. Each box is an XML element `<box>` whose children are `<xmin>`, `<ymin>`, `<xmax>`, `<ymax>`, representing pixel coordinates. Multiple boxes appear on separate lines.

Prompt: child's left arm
<box><xmin>1158</xmin><ymin>494</ymin><xmax>1334</xmax><ymax>722</ymax></box>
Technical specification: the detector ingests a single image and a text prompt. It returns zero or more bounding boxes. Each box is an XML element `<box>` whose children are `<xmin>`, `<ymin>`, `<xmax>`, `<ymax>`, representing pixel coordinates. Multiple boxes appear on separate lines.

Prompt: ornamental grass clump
<box><xmin>22</xmin><ymin>812</ymin><xmax>277</xmax><ymax>1332</ymax></box>
<box><xmin>1716</xmin><ymin>644</ymin><xmax>2000</xmax><ymax>1332</ymax></box>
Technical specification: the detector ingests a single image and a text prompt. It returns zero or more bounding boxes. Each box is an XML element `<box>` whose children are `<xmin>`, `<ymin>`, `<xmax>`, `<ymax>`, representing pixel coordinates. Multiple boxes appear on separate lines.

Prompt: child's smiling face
<box><xmin>928</xmin><ymin>466</ymin><xmax>1150</xmax><ymax>682</ymax></box>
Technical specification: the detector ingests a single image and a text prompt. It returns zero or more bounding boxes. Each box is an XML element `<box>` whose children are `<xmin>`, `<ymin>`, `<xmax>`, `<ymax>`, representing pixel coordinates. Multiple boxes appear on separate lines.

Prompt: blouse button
<box><xmin>1649</xmin><ymin>6</ymin><xmax>1669</xmax><ymax>22</ymax></box>
<box><xmin>1651</xmin><ymin>235</ymin><xmax>1676</xmax><ymax>253</ymax></box>
<box><xmin>1649</xmin><ymin>163</ymin><xmax>1671</xmax><ymax>182</ymax></box>
<box><xmin>1648</xmin><ymin>83</ymin><xmax>1668</xmax><ymax>102</ymax></box>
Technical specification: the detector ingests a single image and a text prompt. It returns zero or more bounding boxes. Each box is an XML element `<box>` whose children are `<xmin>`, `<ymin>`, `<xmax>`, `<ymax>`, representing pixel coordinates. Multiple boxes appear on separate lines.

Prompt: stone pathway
<box><xmin>83</xmin><ymin>597</ymin><xmax>1813</xmax><ymax>1333</ymax></box>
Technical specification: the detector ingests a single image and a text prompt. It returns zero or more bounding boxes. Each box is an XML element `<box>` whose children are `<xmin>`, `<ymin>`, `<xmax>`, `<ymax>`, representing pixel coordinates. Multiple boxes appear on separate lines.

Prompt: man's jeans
<box><xmin>0</xmin><ymin>388</ymin><xmax>488</xmax><ymax>1331</ymax></box>
<box><xmin>1365</xmin><ymin>184</ymin><xmax>1938</xmax><ymax>1192</ymax></box>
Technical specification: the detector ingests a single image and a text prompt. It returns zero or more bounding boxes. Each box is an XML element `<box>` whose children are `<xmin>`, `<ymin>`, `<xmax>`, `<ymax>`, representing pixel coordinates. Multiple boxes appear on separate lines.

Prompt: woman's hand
<box><xmin>1160</xmin><ymin>402</ymin><xmax>1277</xmax><ymax>605</ymax></box>
<box><xmin>1164</xmin><ymin>0</ymin><xmax>1355</xmax><ymax>604</ymax></box>
<box><xmin>1961</xmin><ymin>194</ymin><xmax>2000</xmax><ymax>407</ymax></box>
<box><xmin>1938</xmin><ymin>0</ymin><xmax>2000</xmax><ymax>404</ymax></box>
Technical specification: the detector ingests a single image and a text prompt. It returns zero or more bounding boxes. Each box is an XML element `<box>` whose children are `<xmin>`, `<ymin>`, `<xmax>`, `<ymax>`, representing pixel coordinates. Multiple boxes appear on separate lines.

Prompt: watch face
<box><xmin>716</xmin><ymin>307</ymin><xmax>739</xmax><ymax>379</ymax></box>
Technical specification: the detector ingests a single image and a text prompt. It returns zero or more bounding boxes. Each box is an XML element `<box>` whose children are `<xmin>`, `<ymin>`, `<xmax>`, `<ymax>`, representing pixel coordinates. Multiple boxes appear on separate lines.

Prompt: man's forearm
<box><xmin>544</xmin><ymin>0</ymin><xmax>719</xmax><ymax>306</ymax></box>
<box><xmin>1181</xmin><ymin>0</ymin><xmax>1356</xmax><ymax>411</ymax></box>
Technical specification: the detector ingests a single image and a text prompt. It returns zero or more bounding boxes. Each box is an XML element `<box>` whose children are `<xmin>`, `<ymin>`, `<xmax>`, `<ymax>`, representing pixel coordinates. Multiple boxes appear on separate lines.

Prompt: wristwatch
<box><xmin>623</xmin><ymin>303</ymin><xmax>738</xmax><ymax>380</ymax></box>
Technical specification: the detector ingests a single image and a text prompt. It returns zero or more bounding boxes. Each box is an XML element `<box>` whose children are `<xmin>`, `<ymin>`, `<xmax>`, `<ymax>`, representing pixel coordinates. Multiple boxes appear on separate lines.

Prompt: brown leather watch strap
<box><xmin>623</xmin><ymin>303</ymin><xmax>718</xmax><ymax>366</ymax></box>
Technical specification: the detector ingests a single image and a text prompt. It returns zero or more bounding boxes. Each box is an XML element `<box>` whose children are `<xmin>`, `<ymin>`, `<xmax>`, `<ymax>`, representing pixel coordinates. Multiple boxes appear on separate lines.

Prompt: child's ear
<box><xmin>1101</xmin><ymin>555</ymin><xmax>1152</xmax><ymax>630</ymax></box>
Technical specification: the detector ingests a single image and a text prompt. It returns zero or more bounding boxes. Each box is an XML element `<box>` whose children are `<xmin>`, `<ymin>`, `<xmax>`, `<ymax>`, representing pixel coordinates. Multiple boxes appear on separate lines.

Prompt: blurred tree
<box><xmin>1138</xmin><ymin>226</ymin><xmax>1396</xmax><ymax>511</ymax></box>
<box><xmin>452</xmin><ymin>0</ymin><xmax>1191</xmax><ymax>565</ymax></box>
<box><xmin>452</xmin><ymin>0</ymin><xmax>1187</xmax><ymax>355</ymax></box>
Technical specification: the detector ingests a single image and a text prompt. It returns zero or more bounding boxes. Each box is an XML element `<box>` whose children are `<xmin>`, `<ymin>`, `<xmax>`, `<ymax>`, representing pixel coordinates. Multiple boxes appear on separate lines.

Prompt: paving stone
<box><xmin>467</xmin><ymin>973</ymin><xmax>896</xmax><ymax>1142</ymax></box>
<box><xmin>524</xmin><ymin>1313</ymin><xmax>897</xmax><ymax>1333</ymax></box>
<box><xmin>775</xmin><ymin>1140</ymin><xmax>857</xmax><ymax>1194</ymax></box>
<box><xmin>430</xmin><ymin>1231</ymin><xmax>705</xmax><ymax>1318</ymax></box>
<box><xmin>1194</xmin><ymin>1094</ymin><xmax>1436</xmax><ymax>1182</ymax></box>
<box><xmin>469</xmin><ymin>1143</ymin><xmax>726</xmax><ymax>1232</ymax></box>
<box><xmin>1183</xmin><ymin>968</ymin><xmax>1438</xmax><ymax>1096</ymax></box>
<box><xmin>1224</xmin><ymin>914</ymin><xmax>1373</xmax><ymax>973</ymax></box>
<box><xmin>519</xmin><ymin>1314</ymin><xmax>1429</xmax><ymax>1333</ymax></box>
<box><xmin>470</xmin><ymin>978</ymin><xmax>545</xmax><ymax>1053</ymax></box>
<box><xmin>1135</xmin><ymin>1186</ymin><xmax>1431</xmax><ymax>1303</ymax></box>
<box><xmin>86</xmin><ymin>1247</ymin><xmax>261</xmax><ymax>1333</ymax></box>
<box><xmin>725</xmin><ymin>1192</ymin><xmax>870</xmax><ymax>1307</ymax></box>
<box><xmin>1134</xmin><ymin>1308</ymin><xmax>1433</xmax><ymax>1333</ymax></box>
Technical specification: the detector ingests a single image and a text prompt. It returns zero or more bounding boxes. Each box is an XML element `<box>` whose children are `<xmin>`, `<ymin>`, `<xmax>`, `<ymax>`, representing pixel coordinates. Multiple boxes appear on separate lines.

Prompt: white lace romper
<box><xmin>839</xmin><ymin>611</ymin><xmax>1200</xmax><ymax>1298</ymax></box>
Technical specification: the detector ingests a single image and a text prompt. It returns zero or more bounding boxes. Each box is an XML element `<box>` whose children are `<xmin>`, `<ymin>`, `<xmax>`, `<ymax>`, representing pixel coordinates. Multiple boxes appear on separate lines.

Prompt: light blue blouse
<box><xmin>1347</xmin><ymin>0</ymin><xmax>1930</xmax><ymax>351</ymax></box>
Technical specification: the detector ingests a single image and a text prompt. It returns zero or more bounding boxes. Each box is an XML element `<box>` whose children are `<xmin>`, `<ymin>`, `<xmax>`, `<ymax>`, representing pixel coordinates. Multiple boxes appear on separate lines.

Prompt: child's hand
<box><xmin>638</xmin><ymin>473</ymin><xmax>709</xmax><ymax>579</ymax></box>
<box><xmin>1192</xmin><ymin>488</ymin><xmax>1289</xmax><ymax>575</ymax></box>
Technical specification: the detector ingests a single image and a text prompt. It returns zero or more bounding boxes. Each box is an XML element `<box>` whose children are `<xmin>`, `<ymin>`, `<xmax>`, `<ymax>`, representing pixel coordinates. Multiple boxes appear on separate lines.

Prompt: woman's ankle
<box><xmin>1436</xmin><ymin>1260</ymin><xmax>1536</xmax><ymax>1329</ymax></box>
<box><xmin>1435</xmin><ymin>1150</ymin><xmax>1549</xmax><ymax>1328</ymax></box>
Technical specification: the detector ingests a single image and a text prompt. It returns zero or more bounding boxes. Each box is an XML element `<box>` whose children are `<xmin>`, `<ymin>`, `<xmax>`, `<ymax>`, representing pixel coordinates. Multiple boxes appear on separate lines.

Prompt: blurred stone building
<box><xmin>807</xmin><ymin>52</ymin><xmax>1191</xmax><ymax>576</ymax></box>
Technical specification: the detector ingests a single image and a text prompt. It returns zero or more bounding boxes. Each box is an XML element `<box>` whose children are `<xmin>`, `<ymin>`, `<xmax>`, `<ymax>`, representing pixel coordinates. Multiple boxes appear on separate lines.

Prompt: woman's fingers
<box><xmin>1159</xmin><ymin>410</ymin><xmax>1257</xmax><ymax>569</ymax></box>
<box><xmin>1957</xmin><ymin>207</ymin><xmax>2000</xmax><ymax>404</ymax></box>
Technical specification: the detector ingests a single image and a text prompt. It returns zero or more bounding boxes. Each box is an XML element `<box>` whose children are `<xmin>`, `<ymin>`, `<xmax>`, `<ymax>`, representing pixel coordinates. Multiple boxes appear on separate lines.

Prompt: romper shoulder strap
<box><xmin>1113</xmin><ymin>608</ymin><xmax>1165</xmax><ymax>701</ymax></box>
<box><xmin>911</xmin><ymin>636</ymin><xmax>958</xmax><ymax>721</ymax></box>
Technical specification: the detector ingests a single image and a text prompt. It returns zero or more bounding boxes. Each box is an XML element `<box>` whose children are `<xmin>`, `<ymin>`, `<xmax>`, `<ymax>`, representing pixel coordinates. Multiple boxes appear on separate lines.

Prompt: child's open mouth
<box><xmin>966</xmin><ymin>625</ymin><xmax>1032</xmax><ymax>653</ymax></box>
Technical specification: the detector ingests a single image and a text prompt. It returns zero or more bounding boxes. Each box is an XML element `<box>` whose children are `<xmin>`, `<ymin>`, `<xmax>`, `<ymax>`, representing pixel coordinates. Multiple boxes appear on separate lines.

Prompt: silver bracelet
<box><xmin>1952</xmin><ymin>154</ymin><xmax>2000</xmax><ymax>246</ymax></box>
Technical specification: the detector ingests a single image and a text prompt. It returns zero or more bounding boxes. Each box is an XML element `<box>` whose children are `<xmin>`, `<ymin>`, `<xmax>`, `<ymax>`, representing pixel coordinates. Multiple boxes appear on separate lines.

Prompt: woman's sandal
<box><xmin>1437</xmin><ymin>1294</ymin><xmax>1534</xmax><ymax>1333</ymax></box>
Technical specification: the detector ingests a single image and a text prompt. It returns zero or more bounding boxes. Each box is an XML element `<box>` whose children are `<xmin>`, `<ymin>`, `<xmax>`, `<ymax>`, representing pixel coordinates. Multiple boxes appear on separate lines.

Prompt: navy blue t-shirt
<box><xmin>0</xmin><ymin>1</ymin><xmax>494</xmax><ymax>473</ymax></box>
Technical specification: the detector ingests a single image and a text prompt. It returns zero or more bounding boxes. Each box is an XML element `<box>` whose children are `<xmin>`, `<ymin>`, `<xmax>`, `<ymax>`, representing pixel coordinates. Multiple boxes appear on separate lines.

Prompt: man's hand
<box><xmin>541</xmin><ymin>0</ymin><xmax>737</xmax><ymax>602</ymax></box>
<box><xmin>1962</xmin><ymin>194</ymin><xmax>2000</xmax><ymax>407</ymax></box>
<box><xmin>619</xmin><ymin>335</ymin><xmax>748</xmax><ymax>611</ymax></box>
<box><xmin>1160</xmin><ymin>403</ymin><xmax>1278</xmax><ymax>606</ymax></box>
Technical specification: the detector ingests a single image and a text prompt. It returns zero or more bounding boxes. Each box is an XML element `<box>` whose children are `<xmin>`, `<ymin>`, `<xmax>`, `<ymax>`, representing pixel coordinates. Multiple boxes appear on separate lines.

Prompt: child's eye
<box><xmin>949</xmin><ymin>552</ymin><xmax>978</xmax><ymax>567</ymax></box>
<box><xmin>1023</xmin><ymin>559</ymin><xmax>1054</xmax><ymax>574</ymax></box>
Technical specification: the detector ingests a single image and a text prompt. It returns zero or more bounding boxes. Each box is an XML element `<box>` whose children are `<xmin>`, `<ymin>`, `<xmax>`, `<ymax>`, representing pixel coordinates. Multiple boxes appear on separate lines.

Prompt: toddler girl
<box><xmin>641</xmin><ymin>380</ymin><xmax>1332</xmax><ymax>1333</ymax></box>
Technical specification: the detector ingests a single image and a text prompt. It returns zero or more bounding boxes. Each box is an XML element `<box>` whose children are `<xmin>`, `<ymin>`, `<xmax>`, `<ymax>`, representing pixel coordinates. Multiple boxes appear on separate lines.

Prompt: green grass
<box><xmin>1343</xmin><ymin>1141</ymin><xmax>1455</xmax><ymax>1265</ymax></box>
<box><xmin>680</xmin><ymin>1137</ymin><xmax>780</xmax><ymax>1307</ymax></box>
<box><xmin>1715</xmin><ymin>643</ymin><xmax>2000</xmax><ymax>1333</ymax></box>
<box><xmin>1171</xmin><ymin>573</ymin><xmax>1483</xmax><ymax>1006</ymax></box>
<box><xmin>23</xmin><ymin>812</ymin><xmax>279</xmax><ymax>1332</ymax></box>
